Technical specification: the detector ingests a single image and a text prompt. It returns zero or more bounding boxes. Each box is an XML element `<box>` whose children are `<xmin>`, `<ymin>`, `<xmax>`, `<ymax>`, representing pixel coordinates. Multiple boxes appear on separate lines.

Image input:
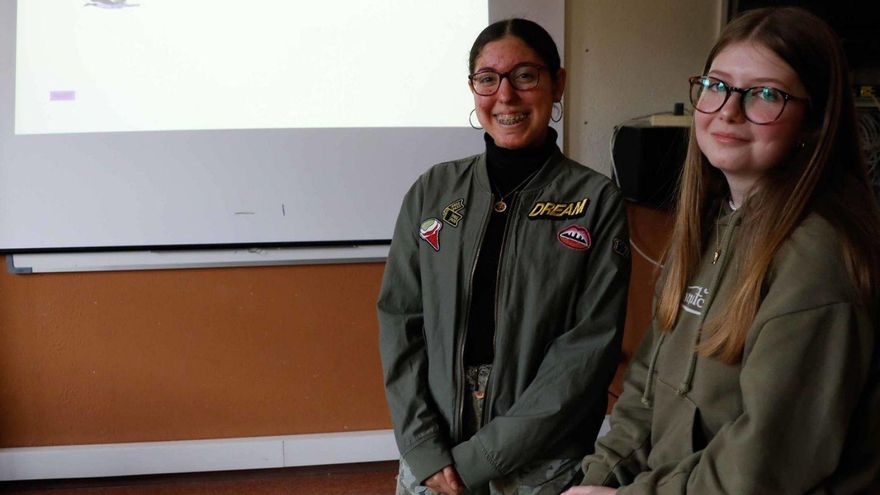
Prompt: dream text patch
<box><xmin>528</xmin><ymin>198</ymin><xmax>590</xmax><ymax>220</ymax></box>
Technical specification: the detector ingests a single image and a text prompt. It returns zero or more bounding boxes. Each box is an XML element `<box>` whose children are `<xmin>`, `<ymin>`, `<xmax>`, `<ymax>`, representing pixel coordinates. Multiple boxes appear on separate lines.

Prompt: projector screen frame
<box><xmin>0</xmin><ymin>0</ymin><xmax>564</xmax><ymax>263</ymax></box>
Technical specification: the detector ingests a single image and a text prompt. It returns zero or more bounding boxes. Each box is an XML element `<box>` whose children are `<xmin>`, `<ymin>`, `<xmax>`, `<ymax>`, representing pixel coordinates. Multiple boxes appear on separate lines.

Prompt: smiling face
<box><xmin>694</xmin><ymin>41</ymin><xmax>809</xmax><ymax>197</ymax></box>
<box><xmin>471</xmin><ymin>36</ymin><xmax>565</xmax><ymax>150</ymax></box>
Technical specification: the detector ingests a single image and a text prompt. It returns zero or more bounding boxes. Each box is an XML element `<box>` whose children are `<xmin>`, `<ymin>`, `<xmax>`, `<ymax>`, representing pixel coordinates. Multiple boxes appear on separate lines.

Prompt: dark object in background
<box><xmin>612</xmin><ymin>123</ymin><xmax>689</xmax><ymax>210</ymax></box>
<box><xmin>730</xmin><ymin>0</ymin><xmax>879</xmax><ymax>86</ymax></box>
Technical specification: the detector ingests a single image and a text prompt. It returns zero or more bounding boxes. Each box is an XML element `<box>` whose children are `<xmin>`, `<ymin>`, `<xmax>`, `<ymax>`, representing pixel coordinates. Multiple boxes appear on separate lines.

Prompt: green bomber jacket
<box><xmin>581</xmin><ymin>205</ymin><xmax>880</xmax><ymax>494</ymax></box>
<box><xmin>378</xmin><ymin>149</ymin><xmax>630</xmax><ymax>489</ymax></box>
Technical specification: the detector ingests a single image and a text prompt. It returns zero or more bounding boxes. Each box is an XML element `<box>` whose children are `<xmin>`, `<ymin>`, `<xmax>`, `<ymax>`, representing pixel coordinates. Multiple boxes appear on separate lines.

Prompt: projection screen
<box><xmin>0</xmin><ymin>0</ymin><xmax>563</xmax><ymax>252</ymax></box>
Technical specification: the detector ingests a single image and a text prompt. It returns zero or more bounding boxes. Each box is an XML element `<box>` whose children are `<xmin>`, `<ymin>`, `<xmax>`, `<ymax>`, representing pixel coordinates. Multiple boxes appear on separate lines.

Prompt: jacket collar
<box><xmin>473</xmin><ymin>146</ymin><xmax>566</xmax><ymax>195</ymax></box>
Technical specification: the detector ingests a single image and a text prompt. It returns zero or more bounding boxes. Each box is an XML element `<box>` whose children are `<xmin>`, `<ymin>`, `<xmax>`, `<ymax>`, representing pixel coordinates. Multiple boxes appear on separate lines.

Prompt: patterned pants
<box><xmin>395</xmin><ymin>365</ymin><xmax>582</xmax><ymax>495</ymax></box>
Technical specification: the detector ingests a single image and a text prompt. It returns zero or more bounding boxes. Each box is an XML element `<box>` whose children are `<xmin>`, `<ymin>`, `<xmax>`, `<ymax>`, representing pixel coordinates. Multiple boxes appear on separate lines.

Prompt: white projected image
<box><xmin>15</xmin><ymin>0</ymin><xmax>486</xmax><ymax>134</ymax></box>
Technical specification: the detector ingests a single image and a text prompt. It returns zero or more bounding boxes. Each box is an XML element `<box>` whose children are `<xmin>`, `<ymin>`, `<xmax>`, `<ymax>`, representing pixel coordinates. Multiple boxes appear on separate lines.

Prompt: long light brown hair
<box><xmin>656</xmin><ymin>7</ymin><xmax>880</xmax><ymax>363</ymax></box>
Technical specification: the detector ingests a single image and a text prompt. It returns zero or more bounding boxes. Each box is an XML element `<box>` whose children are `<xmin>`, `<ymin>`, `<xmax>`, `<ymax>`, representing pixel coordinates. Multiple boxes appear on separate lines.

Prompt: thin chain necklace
<box><xmin>712</xmin><ymin>199</ymin><xmax>738</xmax><ymax>264</ymax></box>
<box><xmin>492</xmin><ymin>166</ymin><xmax>542</xmax><ymax>213</ymax></box>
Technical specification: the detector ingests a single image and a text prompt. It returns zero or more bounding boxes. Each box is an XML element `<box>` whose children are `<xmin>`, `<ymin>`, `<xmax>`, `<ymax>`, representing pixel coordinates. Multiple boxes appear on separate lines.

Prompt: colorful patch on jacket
<box><xmin>528</xmin><ymin>198</ymin><xmax>590</xmax><ymax>220</ymax></box>
<box><xmin>558</xmin><ymin>225</ymin><xmax>591</xmax><ymax>250</ymax></box>
<box><xmin>442</xmin><ymin>199</ymin><xmax>465</xmax><ymax>227</ymax></box>
<box><xmin>612</xmin><ymin>237</ymin><xmax>630</xmax><ymax>258</ymax></box>
<box><xmin>419</xmin><ymin>218</ymin><xmax>443</xmax><ymax>251</ymax></box>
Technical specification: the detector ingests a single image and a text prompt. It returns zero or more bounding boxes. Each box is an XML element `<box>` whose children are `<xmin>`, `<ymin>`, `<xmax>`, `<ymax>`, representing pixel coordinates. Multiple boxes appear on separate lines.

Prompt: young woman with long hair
<box><xmin>566</xmin><ymin>7</ymin><xmax>880</xmax><ymax>494</ymax></box>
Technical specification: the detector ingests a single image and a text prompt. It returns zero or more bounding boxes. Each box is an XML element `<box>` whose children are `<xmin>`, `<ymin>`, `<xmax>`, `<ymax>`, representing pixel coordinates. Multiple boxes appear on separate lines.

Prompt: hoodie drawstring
<box><xmin>643</xmin><ymin>208</ymin><xmax>742</xmax><ymax>406</ymax></box>
<box><xmin>641</xmin><ymin>332</ymin><xmax>666</xmax><ymax>407</ymax></box>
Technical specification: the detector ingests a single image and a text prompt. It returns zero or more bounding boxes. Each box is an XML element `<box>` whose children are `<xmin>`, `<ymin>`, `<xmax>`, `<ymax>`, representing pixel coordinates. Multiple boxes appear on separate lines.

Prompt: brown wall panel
<box><xmin>608</xmin><ymin>205</ymin><xmax>673</xmax><ymax>406</ymax></box>
<box><xmin>0</xmin><ymin>261</ymin><xmax>391</xmax><ymax>447</ymax></box>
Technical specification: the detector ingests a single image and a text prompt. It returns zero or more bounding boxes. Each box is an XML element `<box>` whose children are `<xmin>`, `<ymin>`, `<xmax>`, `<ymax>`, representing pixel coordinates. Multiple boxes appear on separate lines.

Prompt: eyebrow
<box><xmin>707</xmin><ymin>70</ymin><xmax>789</xmax><ymax>88</ymax></box>
<box><xmin>474</xmin><ymin>61</ymin><xmax>542</xmax><ymax>73</ymax></box>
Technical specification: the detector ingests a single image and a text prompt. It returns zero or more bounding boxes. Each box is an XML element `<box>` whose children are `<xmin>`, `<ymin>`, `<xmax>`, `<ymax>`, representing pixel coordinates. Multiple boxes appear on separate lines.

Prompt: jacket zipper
<box><xmin>455</xmin><ymin>191</ymin><xmax>493</xmax><ymax>442</ymax></box>
<box><xmin>479</xmin><ymin>192</ymin><xmax>517</xmax><ymax>427</ymax></box>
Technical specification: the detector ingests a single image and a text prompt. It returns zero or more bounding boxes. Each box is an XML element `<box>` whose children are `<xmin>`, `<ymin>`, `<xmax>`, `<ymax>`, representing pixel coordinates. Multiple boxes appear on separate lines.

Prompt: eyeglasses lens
<box><xmin>509</xmin><ymin>66</ymin><xmax>540</xmax><ymax>90</ymax></box>
<box><xmin>472</xmin><ymin>73</ymin><xmax>501</xmax><ymax>95</ymax></box>
<box><xmin>743</xmin><ymin>87</ymin><xmax>784</xmax><ymax>124</ymax></box>
<box><xmin>690</xmin><ymin>78</ymin><xmax>726</xmax><ymax>114</ymax></box>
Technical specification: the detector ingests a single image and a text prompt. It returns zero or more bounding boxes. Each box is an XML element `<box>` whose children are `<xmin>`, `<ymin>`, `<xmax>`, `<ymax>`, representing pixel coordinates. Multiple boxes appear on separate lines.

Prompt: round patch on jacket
<box><xmin>558</xmin><ymin>225</ymin><xmax>591</xmax><ymax>251</ymax></box>
<box><xmin>419</xmin><ymin>218</ymin><xmax>443</xmax><ymax>251</ymax></box>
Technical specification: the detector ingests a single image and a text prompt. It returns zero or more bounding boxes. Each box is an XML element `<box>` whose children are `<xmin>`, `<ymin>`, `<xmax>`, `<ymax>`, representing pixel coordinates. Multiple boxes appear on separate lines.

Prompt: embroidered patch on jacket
<box><xmin>442</xmin><ymin>199</ymin><xmax>465</xmax><ymax>227</ymax></box>
<box><xmin>612</xmin><ymin>237</ymin><xmax>630</xmax><ymax>258</ymax></box>
<box><xmin>558</xmin><ymin>225</ymin><xmax>591</xmax><ymax>251</ymax></box>
<box><xmin>527</xmin><ymin>198</ymin><xmax>590</xmax><ymax>220</ymax></box>
<box><xmin>419</xmin><ymin>218</ymin><xmax>443</xmax><ymax>252</ymax></box>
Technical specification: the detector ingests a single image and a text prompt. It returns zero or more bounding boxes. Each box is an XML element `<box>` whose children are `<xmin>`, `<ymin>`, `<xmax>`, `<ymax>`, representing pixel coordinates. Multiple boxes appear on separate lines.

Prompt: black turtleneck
<box><xmin>464</xmin><ymin>128</ymin><xmax>558</xmax><ymax>366</ymax></box>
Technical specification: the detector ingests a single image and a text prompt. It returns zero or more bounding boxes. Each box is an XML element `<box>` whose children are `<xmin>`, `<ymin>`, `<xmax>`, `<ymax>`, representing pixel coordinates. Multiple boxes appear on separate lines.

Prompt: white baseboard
<box><xmin>0</xmin><ymin>416</ymin><xmax>612</xmax><ymax>482</ymax></box>
<box><xmin>0</xmin><ymin>429</ymin><xmax>398</xmax><ymax>481</ymax></box>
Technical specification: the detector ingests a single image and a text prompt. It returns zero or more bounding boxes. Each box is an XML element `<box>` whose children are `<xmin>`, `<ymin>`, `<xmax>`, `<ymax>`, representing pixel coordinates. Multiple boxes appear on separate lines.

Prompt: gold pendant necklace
<box><xmin>492</xmin><ymin>167</ymin><xmax>542</xmax><ymax>214</ymax></box>
<box><xmin>712</xmin><ymin>199</ymin><xmax>737</xmax><ymax>264</ymax></box>
<box><xmin>713</xmin><ymin>208</ymin><xmax>723</xmax><ymax>265</ymax></box>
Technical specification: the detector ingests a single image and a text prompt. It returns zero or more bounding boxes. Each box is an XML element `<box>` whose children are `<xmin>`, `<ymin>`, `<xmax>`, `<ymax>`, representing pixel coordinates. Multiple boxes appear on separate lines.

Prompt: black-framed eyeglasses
<box><xmin>688</xmin><ymin>75</ymin><xmax>810</xmax><ymax>125</ymax></box>
<box><xmin>468</xmin><ymin>63</ymin><xmax>546</xmax><ymax>96</ymax></box>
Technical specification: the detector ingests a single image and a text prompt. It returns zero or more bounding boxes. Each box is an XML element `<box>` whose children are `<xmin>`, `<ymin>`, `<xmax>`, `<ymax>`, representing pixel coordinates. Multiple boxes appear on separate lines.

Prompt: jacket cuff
<box><xmin>451</xmin><ymin>437</ymin><xmax>503</xmax><ymax>489</ymax></box>
<box><xmin>580</xmin><ymin>460</ymin><xmax>613</xmax><ymax>486</ymax></box>
<box><xmin>402</xmin><ymin>435</ymin><xmax>454</xmax><ymax>485</ymax></box>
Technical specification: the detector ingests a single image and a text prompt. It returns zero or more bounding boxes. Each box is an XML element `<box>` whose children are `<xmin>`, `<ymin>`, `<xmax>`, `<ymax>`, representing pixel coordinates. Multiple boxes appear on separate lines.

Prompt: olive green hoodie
<box><xmin>581</xmin><ymin>206</ymin><xmax>880</xmax><ymax>494</ymax></box>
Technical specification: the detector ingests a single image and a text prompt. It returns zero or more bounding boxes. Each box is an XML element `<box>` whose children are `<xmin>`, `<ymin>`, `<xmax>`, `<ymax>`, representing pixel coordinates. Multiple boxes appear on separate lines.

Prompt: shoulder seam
<box><xmin>758</xmin><ymin>300</ymin><xmax>856</xmax><ymax>326</ymax></box>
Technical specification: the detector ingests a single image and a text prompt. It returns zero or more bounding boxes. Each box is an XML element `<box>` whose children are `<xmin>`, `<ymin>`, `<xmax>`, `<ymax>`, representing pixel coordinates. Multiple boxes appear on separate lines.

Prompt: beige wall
<box><xmin>564</xmin><ymin>0</ymin><xmax>724</xmax><ymax>176</ymax></box>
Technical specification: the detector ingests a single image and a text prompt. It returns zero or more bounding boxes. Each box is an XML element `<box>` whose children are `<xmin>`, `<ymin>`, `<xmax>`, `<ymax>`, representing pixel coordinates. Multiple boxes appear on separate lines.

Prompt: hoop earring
<box><xmin>469</xmin><ymin>109</ymin><xmax>483</xmax><ymax>130</ymax></box>
<box><xmin>551</xmin><ymin>102</ymin><xmax>563</xmax><ymax>123</ymax></box>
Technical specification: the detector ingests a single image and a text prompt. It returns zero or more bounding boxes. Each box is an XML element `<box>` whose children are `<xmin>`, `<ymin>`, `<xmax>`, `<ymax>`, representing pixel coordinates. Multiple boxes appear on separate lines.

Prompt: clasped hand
<box><xmin>424</xmin><ymin>465</ymin><xmax>465</xmax><ymax>495</ymax></box>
